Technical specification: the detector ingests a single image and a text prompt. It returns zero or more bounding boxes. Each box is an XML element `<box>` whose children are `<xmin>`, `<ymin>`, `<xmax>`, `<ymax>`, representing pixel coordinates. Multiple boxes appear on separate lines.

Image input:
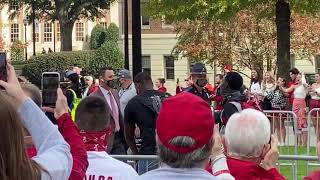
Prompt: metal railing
<box><xmin>111</xmin><ymin>154</ymin><xmax>319</xmax><ymax>161</ymax></box>
<box><xmin>263</xmin><ymin>110</ymin><xmax>298</xmax><ymax>180</ymax></box>
<box><xmin>307</xmin><ymin>108</ymin><xmax>320</xmax><ymax>174</ymax></box>
<box><xmin>110</xmin><ymin>154</ymin><xmax>319</xmax><ymax>180</ymax></box>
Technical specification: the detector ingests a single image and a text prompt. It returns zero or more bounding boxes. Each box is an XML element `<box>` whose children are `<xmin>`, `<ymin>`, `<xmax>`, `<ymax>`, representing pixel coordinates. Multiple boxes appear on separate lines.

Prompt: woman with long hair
<box><xmin>250</xmin><ymin>69</ymin><xmax>263</xmax><ymax>98</ymax></box>
<box><xmin>309</xmin><ymin>73</ymin><xmax>320</xmax><ymax>141</ymax></box>
<box><xmin>266</xmin><ymin>77</ymin><xmax>288</xmax><ymax>145</ymax></box>
<box><xmin>0</xmin><ymin>64</ymin><xmax>72</xmax><ymax>180</ymax></box>
<box><xmin>282</xmin><ymin>73</ymin><xmax>309</xmax><ymax>146</ymax></box>
<box><xmin>155</xmin><ymin>78</ymin><xmax>167</xmax><ymax>93</ymax></box>
<box><xmin>262</xmin><ymin>71</ymin><xmax>276</xmax><ymax>110</ymax></box>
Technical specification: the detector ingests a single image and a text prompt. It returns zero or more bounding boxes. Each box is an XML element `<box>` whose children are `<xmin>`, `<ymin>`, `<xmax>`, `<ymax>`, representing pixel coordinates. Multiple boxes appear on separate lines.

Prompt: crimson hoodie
<box><xmin>227</xmin><ymin>157</ymin><xmax>286</xmax><ymax>180</ymax></box>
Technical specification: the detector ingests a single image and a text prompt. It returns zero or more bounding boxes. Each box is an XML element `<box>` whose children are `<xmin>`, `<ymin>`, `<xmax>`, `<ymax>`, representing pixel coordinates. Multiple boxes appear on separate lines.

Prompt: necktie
<box><xmin>109</xmin><ymin>92</ymin><xmax>120</xmax><ymax>131</ymax></box>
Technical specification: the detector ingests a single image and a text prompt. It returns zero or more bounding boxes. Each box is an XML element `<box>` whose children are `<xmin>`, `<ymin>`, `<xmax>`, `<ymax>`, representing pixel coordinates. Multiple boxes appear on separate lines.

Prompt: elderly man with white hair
<box><xmin>225</xmin><ymin>109</ymin><xmax>285</xmax><ymax>179</ymax></box>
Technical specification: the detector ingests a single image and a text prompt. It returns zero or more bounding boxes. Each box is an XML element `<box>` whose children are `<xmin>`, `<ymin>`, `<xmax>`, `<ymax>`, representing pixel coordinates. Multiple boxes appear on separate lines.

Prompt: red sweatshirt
<box><xmin>212</xmin><ymin>86</ymin><xmax>223</xmax><ymax>111</ymax></box>
<box><xmin>158</xmin><ymin>86</ymin><xmax>167</xmax><ymax>93</ymax></box>
<box><xmin>227</xmin><ymin>157</ymin><xmax>286</xmax><ymax>180</ymax></box>
<box><xmin>57</xmin><ymin>113</ymin><xmax>89</xmax><ymax>180</ymax></box>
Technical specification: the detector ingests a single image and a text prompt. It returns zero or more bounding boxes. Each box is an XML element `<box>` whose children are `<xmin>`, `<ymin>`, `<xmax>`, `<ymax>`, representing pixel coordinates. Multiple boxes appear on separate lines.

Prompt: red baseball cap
<box><xmin>156</xmin><ymin>92</ymin><xmax>214</xmax><ymax>154</ymax></box>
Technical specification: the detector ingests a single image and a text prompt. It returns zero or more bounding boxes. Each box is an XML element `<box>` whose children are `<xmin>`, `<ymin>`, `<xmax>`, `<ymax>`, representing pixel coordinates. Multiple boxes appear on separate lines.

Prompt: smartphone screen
<box><xmin>42</xmin><ymin>73</ymin><xmax>60</xmax><ymax>107</ymax></box>
<box><xmin>0</xmin><ymin>52</ymin><xmax>7</xmax><ymax>85</ymax></box>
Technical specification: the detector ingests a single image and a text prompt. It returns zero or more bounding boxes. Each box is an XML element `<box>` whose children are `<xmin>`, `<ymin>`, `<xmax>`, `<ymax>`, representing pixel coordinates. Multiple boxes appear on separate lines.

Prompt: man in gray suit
<box><xmin>90</xmin><ymin>67</ymin><xmax>127</xmax><ymax>155</ymax></box>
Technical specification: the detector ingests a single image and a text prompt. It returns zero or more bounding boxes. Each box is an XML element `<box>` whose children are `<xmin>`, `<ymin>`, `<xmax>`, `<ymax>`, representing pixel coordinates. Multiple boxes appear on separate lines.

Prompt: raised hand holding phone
<box><xmin>0</xmin><ymin>63</ymin><xmax>28</xmax><ymax>105</ymax></box>
<box><xmin>42</xmin><ymin>72</ymin><xmax>60</xmax><ymax>107</ymax></box>
<box><xmin>54</xmin><ymin>88</ymin><xmax>69</xmax><ymax>119</ymax></box>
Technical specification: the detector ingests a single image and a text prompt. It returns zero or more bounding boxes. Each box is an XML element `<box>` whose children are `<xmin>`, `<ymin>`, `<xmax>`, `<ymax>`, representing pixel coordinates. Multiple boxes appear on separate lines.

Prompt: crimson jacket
<box><xmin>227</xmin><ymin>157</ymin><xmax>286</xmax><ymax>180</ymax></box>
<box><xmin>57</xmin><ymin>113</ymin><xmax>89</xmax><ymax>180</ymax></box>
<box><xmin>212</xmin><ymin>86</ymin><xmax>223</xmax><ymax>111</ymax></box>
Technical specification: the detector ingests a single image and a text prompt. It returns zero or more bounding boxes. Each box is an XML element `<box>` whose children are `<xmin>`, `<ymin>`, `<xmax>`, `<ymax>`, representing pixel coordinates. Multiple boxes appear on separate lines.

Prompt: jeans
<box><xmin>137</xmin><ymin>160</ymin><xmax>159</xmax><ymax>175</ymax></box>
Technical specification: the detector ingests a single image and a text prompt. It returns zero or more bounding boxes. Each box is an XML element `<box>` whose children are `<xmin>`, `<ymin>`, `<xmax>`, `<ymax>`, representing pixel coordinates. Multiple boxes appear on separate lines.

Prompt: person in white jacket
<box><xmin>0</xmin><ymin>63</ymin><xmax>72</xmax><ymax>180</ymax></box>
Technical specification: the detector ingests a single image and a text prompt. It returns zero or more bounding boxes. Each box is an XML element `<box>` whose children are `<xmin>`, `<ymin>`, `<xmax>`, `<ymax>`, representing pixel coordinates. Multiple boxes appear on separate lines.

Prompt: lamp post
<box><xmin>53</xmin><ymin>21</ymin><xmax>56</xmax><ymax>52</ymax></box>
<box><xmin>124</xmin><ymin>0</ymin><xmax>129</xmax><ymax>69</ymax></box>
<box><xmin>23</xmin><ymin>18</ymin><xmax>28</xmax><ymax>60</ymax></box>
<box><xmin>132</xmin><ymin>0</ymin><xmax>142</xmax><ymax>78</ymax></box>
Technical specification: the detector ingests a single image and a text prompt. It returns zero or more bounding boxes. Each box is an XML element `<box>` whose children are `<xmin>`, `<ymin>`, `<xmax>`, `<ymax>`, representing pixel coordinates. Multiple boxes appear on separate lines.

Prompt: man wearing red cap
<box><xmin>138</xmin><ymin>92</ymin><xmax>233</xmax><ymax>180</ymax></box>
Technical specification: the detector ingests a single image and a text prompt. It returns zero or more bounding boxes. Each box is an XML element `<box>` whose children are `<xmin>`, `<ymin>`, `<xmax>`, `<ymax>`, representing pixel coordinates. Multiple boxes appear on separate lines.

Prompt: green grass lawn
<box><xmin>279</xmin><ymin>146</ymin><xmax>318</xmax><ymax>180</ymax></box>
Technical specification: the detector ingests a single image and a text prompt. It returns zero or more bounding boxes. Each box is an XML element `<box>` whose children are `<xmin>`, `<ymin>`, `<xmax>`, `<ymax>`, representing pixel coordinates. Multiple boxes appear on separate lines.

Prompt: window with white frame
<box><xmin>56</xmin><ymin>23</ymin><xmax>61</xmax><ymax>42</ymax></box>
<box><xmin>44</xmin><ymin>23</ymin><xmax>52</xmax><ymax>42</ymax></box>
<box><xmin>142</xmin><ymin>55</ymin><xmax>151</xmax><ymax>75</ymax></box>
<box><xmin>164</xmin><ymin>55</ymin><xmax>175</xmax><ymax>80</ymax></box>
<box><xmin>100</xmin><ymin>22</ymin><xmax>108</xmax><ymax>30</ymax></box>
<box><xmin>10</xmin><ymin>0</ymin><xmax>19</xmax><ymax>11</ymax></box>
<box><xmin>76</xmin><ymin>22</ymin><xmax>84</xmax><ymax>41</ymax></box>
<box><xmin>10</xmin><ymin>24</ymin><xmax>19</xmax><ymax>42</ymax></box>
<box><xmin>189</xmin><ymin>60</ymin><xmax>196</xmax><ymax>73</ymax></box>
<box><xmin>141</xmin><ymin>3</ymin><xmax>150</xmax><ymax>27</ymax></box>
<box><xmin>315</xmin><ymin>55</ymin><xmax>320</xmax><ymax>74</ymax></box>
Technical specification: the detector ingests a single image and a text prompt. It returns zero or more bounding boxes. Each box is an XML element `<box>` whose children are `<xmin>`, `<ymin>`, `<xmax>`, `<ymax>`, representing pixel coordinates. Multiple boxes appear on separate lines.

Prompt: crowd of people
<box><xmin>177</xmin><ymin>64</ymin><xmax>320</xmax><ymax>147</ymax></box>
<box><xmin>1</xmin><ymin>61</ymin><xmax>320</xmax><ymax>180</ymax></box>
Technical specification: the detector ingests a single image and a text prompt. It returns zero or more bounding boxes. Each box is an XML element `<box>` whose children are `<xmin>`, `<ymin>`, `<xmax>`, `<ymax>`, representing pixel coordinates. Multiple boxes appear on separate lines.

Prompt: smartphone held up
<box><xmin>42</xmin><ymin>72</ymin><xmax>60</xmax><ymax>107</ymax></box>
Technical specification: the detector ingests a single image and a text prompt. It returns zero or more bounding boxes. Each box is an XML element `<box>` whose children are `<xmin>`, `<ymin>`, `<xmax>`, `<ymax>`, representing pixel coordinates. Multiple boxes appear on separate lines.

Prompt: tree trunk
<box><xmin>276</xmin><ymin>0</ymin><xmax>291</xmax><ymax>80</ymax></box>
<box><xmin>60</xmin><ymin>21</ymin><xmax>74</xmax><ymax>51</ymax></box>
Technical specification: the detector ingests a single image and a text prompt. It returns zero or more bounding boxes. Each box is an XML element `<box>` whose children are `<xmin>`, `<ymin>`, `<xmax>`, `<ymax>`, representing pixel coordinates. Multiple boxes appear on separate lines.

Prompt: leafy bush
<box><xmin>90</xmin><ymin>25</ymin><xmax>107</xmax><ymax>50</ymax></box>
<box><xmin>88</xmin><ymin>41</ymin><xmax>124</xmax><ymax>77</ymax></box>
<box><xmin>23</xmin><ymin>51</ymin><xmax>95</xmax><ymax>86</ymax></box>
<box><xmin>24</xmin><ymin>23</ymin><xmax>124</xmax><ymax>85</ymax></box>
<box><xmin>11</xmin><ymin>41</ymin><xmax>25</xmax><ymax>62</ymax></box>
<box><xmin>106</xmin><ymin>23</ymin><xmax>120</xmax><ymax>42</ymax></box>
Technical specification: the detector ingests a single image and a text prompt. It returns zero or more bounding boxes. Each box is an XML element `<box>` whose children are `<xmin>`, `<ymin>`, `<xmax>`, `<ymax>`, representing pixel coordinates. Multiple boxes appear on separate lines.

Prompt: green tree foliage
<box><xmin>10</xmin><ymin>40</ymin><xmax>25</xmax><ymax>62</ymax></box>
<box><xmin>23</xmin><ymin>51</ymin><xmax>94</xmax><ymax>86</ymax></box>
<box><xmin>23</xmin><ymin>24</ymin><xmax>123</xmax><ymax>84</ymax></box>
<box><xmin>88</xmin><ymin>23</ymin><xmax>123</xmax><ymax>76</ymax></box>
<box><xmin>90</xmin><ymin>25</ymin><xmax>107</xmax><ymax>50</ymax></box>
<box><xmin>147</xmin><ymin>0</ymin><xmax>320</xmax><ymax>23</ymax></box>
<box><xmin>0</xmin><ymin>0</ymin><xmax>116</xmax><ymax>51</ymax></box>
<box><xmin>106</xmin><ymin>23</ymin><xmax>120</xmax><ymax>42</ymax></box>
<box><xmin>88</xmin><ymin>41</ymin><xmax>124</xmax><ymax>77</ymax></box>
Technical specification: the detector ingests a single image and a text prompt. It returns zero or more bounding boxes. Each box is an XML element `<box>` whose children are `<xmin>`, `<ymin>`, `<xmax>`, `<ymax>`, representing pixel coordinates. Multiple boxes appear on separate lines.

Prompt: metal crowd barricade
<box><xmin>111</xmin><ymin>155</ymin><xmax>319</xmax><ymax>179</ymax></box>
<box><xmin>111</xmin><ymin>154</ymin><xmax>319</xmax><ymax>161</ymax></box>
<box><xmin>212</xmin><ymin>109</ymin><xmax>298</xmax><ymax>179</ymax></box>
<box><xmin>263</xmin><ymin>110</ymin><xmax>298</xmax><ymax>180</ymax></box>
<box><xmin>307</xmin><ymin>108</ymin><xmax>320</xmax><ymax>173</ymax></box>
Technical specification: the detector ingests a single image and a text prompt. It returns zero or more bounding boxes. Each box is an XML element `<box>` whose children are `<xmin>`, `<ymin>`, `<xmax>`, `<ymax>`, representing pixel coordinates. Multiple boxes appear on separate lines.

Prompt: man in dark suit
<box><xmin>90</xmin><ymin>67</ymin><xmax>127</xmax><ymax>155</ymax></box>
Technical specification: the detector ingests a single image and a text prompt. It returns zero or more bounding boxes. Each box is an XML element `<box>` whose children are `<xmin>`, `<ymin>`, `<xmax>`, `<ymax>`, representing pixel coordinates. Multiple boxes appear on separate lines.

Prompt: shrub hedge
<box><xmin>23</xmin><ymin>23</ymin><xmax>124</xmax><ymax>86</ymax></box>
<box><xmin>23</xmin><ymin>51</ymin><xmax>95</xmax><ymax>86</ymax></box>
<box><xmin>90</xmin><ymin>25</ymin><xmax>107</xmax><ymax>50</ymax></box>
